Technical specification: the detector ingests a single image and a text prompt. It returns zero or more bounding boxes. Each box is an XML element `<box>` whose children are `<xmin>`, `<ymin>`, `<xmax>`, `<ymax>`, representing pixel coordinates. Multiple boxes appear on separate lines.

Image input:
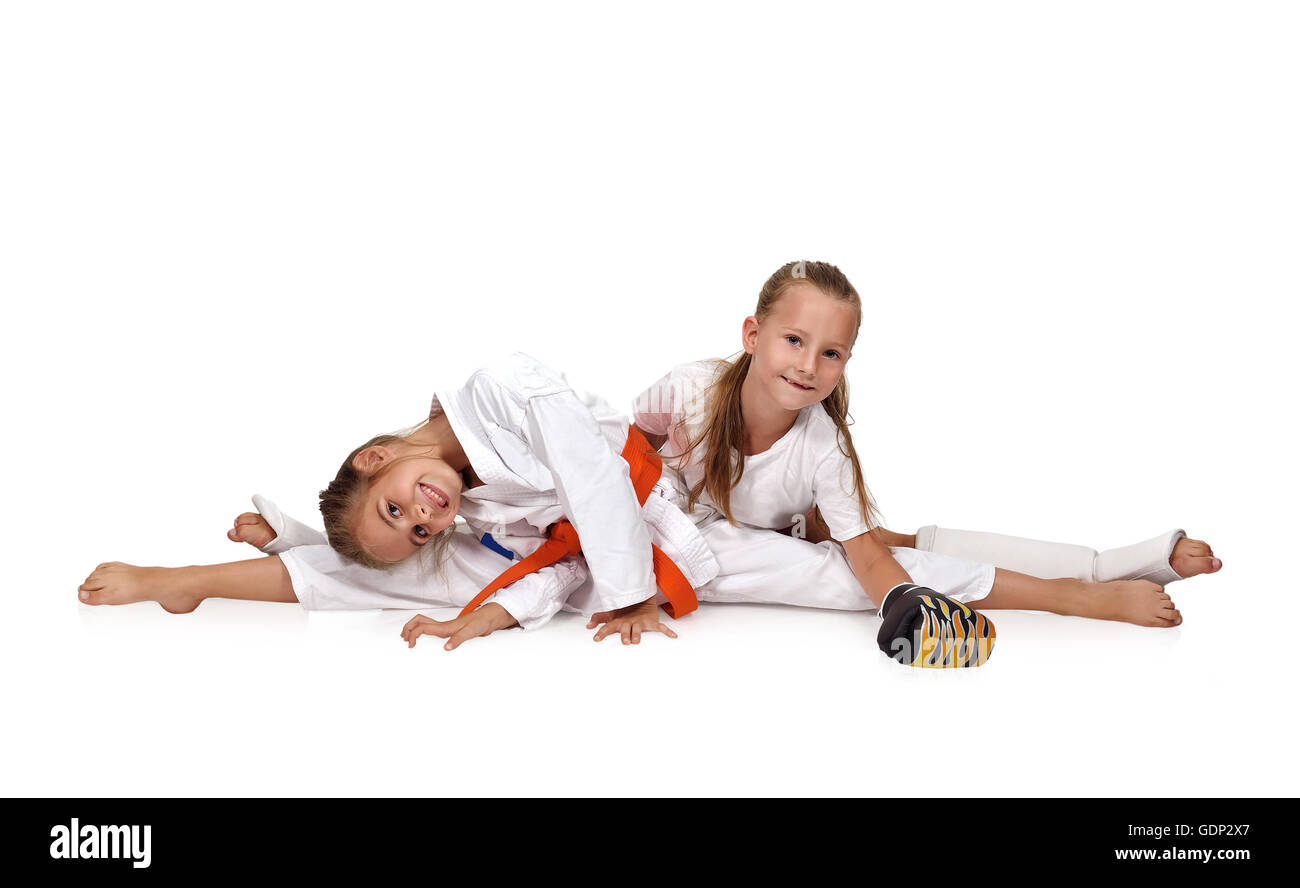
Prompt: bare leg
<box><xmin>77</xmin><ymin>557</ymin><xmax>297</xmax><ymax>614</ymax></box>
<box><xmin>970</xmin><ymin>568</ymin><xmax>1182</xmax><ymax>628</ymax></box>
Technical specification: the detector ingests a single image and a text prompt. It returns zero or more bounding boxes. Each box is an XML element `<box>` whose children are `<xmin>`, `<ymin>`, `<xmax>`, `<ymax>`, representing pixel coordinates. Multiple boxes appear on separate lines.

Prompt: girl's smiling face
<box><xmin>742</xmin><ymin>281</ymin><xmax>859</xmax><ymax>410</ymax></box>
<box><xmin>351</xmin><ymin>448</ymin><xmax>464</xmax><ymax>564</ymax></box>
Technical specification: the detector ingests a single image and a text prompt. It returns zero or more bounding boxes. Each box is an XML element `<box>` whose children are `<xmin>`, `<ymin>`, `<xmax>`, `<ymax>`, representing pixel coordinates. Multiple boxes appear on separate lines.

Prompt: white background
<box><xmin>2</xmin><ymin>1</ymin><xmax>1295</xmax><ymax>797</ymax></box>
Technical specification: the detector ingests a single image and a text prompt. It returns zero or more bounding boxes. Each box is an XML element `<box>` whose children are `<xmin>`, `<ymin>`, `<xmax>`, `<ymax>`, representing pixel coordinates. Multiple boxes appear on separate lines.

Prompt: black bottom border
<box><xmin>4</xmin><ymin>797</ymin><xmax>1284</xmax><ymax>878</ymax></box>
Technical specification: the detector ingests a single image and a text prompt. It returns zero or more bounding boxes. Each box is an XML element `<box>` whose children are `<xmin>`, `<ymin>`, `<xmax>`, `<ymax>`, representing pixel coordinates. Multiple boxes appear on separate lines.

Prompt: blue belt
<box><xmin>479</xmin><ymin>532</ymin><xmax>516</xmax><ymax>561</ymax></box>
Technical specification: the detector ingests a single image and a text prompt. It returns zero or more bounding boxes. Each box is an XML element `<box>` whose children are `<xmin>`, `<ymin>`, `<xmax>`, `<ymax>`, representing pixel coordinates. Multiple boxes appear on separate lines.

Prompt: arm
<box><xmin>242</xmin><ymin>495</ymin><xmax>585</xmax><ymax>630</ymax></box>
<box><xmin>840</xmin><ymin>530</ymin><xmax>913</xmax><ymax>608</ymax></box>
<box><xmin>276</xmin><ymin>532</ymin><xmax>584</xmax><ymax>630</ymax></box>
<box><xmin>809</xmin><ymin>444</ymin><xmax>907</xmax><ymax>603</ymax></box>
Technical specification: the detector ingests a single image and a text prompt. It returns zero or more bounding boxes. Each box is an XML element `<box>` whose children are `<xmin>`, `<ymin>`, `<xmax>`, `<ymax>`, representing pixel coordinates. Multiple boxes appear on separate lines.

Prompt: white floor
<box><xmin>9</xmin><ymin>532</ymin><xmax>1290</xmax><ymax>797</ymax></box>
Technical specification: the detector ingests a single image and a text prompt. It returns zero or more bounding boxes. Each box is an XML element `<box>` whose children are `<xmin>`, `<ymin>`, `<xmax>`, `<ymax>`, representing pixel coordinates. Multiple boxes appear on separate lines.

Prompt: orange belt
<box><xmin>457</xmin><ymin>425</ymin><xmax>699</xmax><ymax>620</ymax></box>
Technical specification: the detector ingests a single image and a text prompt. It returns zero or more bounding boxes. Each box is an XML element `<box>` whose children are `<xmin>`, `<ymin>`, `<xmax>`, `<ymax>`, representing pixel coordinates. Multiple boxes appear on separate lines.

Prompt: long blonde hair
<box><xmin>318</xmin><ymin>420</ymin><xmax>457</xmax><ymax>574</ymax></box>
<box><xmin>676</xmin><ymin>260</ymin><xmax>885</xmax><ymax>538</ymax></box>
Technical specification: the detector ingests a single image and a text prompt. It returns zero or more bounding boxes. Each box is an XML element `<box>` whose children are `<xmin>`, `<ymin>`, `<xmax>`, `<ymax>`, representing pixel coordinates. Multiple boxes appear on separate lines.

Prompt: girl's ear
<box><xmin>741</xmin><ymin>315</ymin><xmax>761</xmax><ymax>355</ymax></box>
<box><xmin>352</xmin><ymin>445</ymin><xmax>393</xmax><ymax>475</ymax></box>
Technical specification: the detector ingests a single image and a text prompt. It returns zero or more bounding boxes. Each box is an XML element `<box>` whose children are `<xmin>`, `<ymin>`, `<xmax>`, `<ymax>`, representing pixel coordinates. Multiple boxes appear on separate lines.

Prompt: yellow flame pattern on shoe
<box><xmin>910</xmin><ymin>594</ymin><xmax>996</xmax><ymax>668</ymax></box>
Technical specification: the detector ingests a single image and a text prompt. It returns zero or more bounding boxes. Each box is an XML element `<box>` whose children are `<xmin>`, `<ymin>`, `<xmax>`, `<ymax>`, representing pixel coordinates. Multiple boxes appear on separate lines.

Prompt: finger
<box><xmin>593</xmin><ymin>622</ymin><xmax>617</xmax><ymax>642</ymax></box>
<box><xmin>445</xmin><ymin>623</ymin><xmax>484</xmax><ymax>651</ymax></box>
<box><xmin>416</xmin><ymin>625</ymin><xmax>450</xmax><ymax>643</ymax></box>
<box><xmin>420</xmin><ymin>618</ymin><xmax>460</xmax><ymax>639</ymax></box>
<box><xmin>401</xmin><ymin>616</ymin><xmax>435</xmax><ymax>641</ymax></box>
<box><xmin>236</xmin><ymin>513</ymin><xmax>262</xmax><ymax>526</ymax></box>
<box><xmin>659</xmin><ymin>623</ymin><xmax>678</xmax><ymax>639</ymax></box>
<box><xmin>630</xmin><ymin>624</ymin><xmax>641</xmax><ymax>645</ymax></box>
<box><xmin>228</xmin><ymin>529</ymin><xmax>239</xmax><ymax>542</ymax></box>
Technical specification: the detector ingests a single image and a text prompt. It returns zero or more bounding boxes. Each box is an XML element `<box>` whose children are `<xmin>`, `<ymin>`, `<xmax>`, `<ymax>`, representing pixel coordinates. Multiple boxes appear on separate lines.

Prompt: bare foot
<box><xmin>77</xmin><ymin>562</ymin><xmax>203</xmax><ymax>614</ymax></box>
<box><xmin>1170</xmin><ymin>536</ymin><xmax>1222</xmax><ymax>579</ymax></box>
<box><xmin>1084</xmin><ymin>579</ymin><xmax>1182</xmax><ymax>627</ymax></box>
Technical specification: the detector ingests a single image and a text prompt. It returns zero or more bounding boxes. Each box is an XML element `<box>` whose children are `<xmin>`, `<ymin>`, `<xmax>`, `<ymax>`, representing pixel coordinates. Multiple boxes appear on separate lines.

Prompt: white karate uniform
<box><xmin>258</xmin><ymin>353</ymin><xmax>718</xmax><ymax>630</ymax></box>
<box><xmin>633</xmin><ymin>358</ymin><xmax>1187</xmax><ymax>606</ymax></box>
<box><xmin>632</xmin><ymin>360</ymin><xmax>996</xmax><ymax>607</ymax></box>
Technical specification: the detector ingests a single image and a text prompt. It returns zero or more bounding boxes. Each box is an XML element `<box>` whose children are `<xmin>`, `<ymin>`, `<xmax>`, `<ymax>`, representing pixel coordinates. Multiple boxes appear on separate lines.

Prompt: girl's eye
<box><xmin>387</xmin><ymin>502</ymin><xmax>400</xmax><ymax>517</ymax></box>
<box><xmin>824</xmin><ymin>350</ymin><xmax>840</xmax><ymax>360</ymax></box>
<box><xmin>414</xmin><ymin>525</ymin><xmax>429</xmax><ymax>538</ymax></box>
<box><xmin>786</xmin><ymin>335</ymin><xmax>800</xmax><ymax>346</ymax></box>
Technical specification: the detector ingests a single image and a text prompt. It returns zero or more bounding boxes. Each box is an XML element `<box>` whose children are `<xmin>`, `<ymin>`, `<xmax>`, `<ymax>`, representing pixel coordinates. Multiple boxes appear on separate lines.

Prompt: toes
<box><xmin>1181</xmin><ymin>555</ymin><xmax>1223</xmax><ymax>576</ymax></box>
<box><xmin>1196</xmin><ymin>555</ymin><xmax>1222</xmax><ymax>573</ymax></box>
<box><xmin>1154</xmin><ymin>608</ymin><xmax>1182</xmax><ymax>627</ymax></box>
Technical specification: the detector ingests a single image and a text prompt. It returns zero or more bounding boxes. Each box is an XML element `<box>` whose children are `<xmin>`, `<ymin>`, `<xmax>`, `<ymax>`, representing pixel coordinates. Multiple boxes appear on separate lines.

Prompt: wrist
<box><xmin>878</xmin><ymin>582</ymin><xmax>917</xmax><ymax>615</ymax></box>
<box><xmin>484</xmin><ymin>603</ymin><xmax>519</xmax><ymax>630</ymax></box>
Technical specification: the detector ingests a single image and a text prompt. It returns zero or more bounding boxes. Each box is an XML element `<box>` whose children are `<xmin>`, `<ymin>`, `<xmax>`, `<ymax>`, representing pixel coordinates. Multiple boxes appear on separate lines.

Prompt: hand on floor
<box><xmin>587</xmin><ymin>597</ymin><xmax>678</xmax><ymax>645</ymax></box>
<box><xmin>401</xmin><ymin>603</ymin><xmax>518</xmax><ymax>651</ymax></box>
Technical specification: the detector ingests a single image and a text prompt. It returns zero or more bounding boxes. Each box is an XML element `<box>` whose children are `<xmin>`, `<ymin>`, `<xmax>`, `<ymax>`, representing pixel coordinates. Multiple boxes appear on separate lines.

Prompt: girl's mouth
<box><xmin>419</xmin><ymin>482</ymin><xmax>449</xmax><ymax>509</ymax></box>
<box><xmin>782</xmin><ymin>376</ymin><xmax>814</xmax><ymax>391</ymax></box>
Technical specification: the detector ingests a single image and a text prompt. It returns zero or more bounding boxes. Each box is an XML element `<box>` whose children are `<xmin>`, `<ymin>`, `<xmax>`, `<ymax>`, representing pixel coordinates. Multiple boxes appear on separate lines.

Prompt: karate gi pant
<box><xmin>277</xmin><ymin>517</ymin><xmax>1184</xmax><ymax>622</ymax></box>
<box><xmin>691</xmin><ymin>515</ymin><xmax>995</xmax><ymax>610</ymax></box>
<box><xmin>680</xmin><ymin>520</ymin><xmax>1186</xmax><ymax>612</ymax></box>
<box><xmin>276</xmin><ymin>518</ymin><xmax>995</xmax><ymax>622</ymax></box>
